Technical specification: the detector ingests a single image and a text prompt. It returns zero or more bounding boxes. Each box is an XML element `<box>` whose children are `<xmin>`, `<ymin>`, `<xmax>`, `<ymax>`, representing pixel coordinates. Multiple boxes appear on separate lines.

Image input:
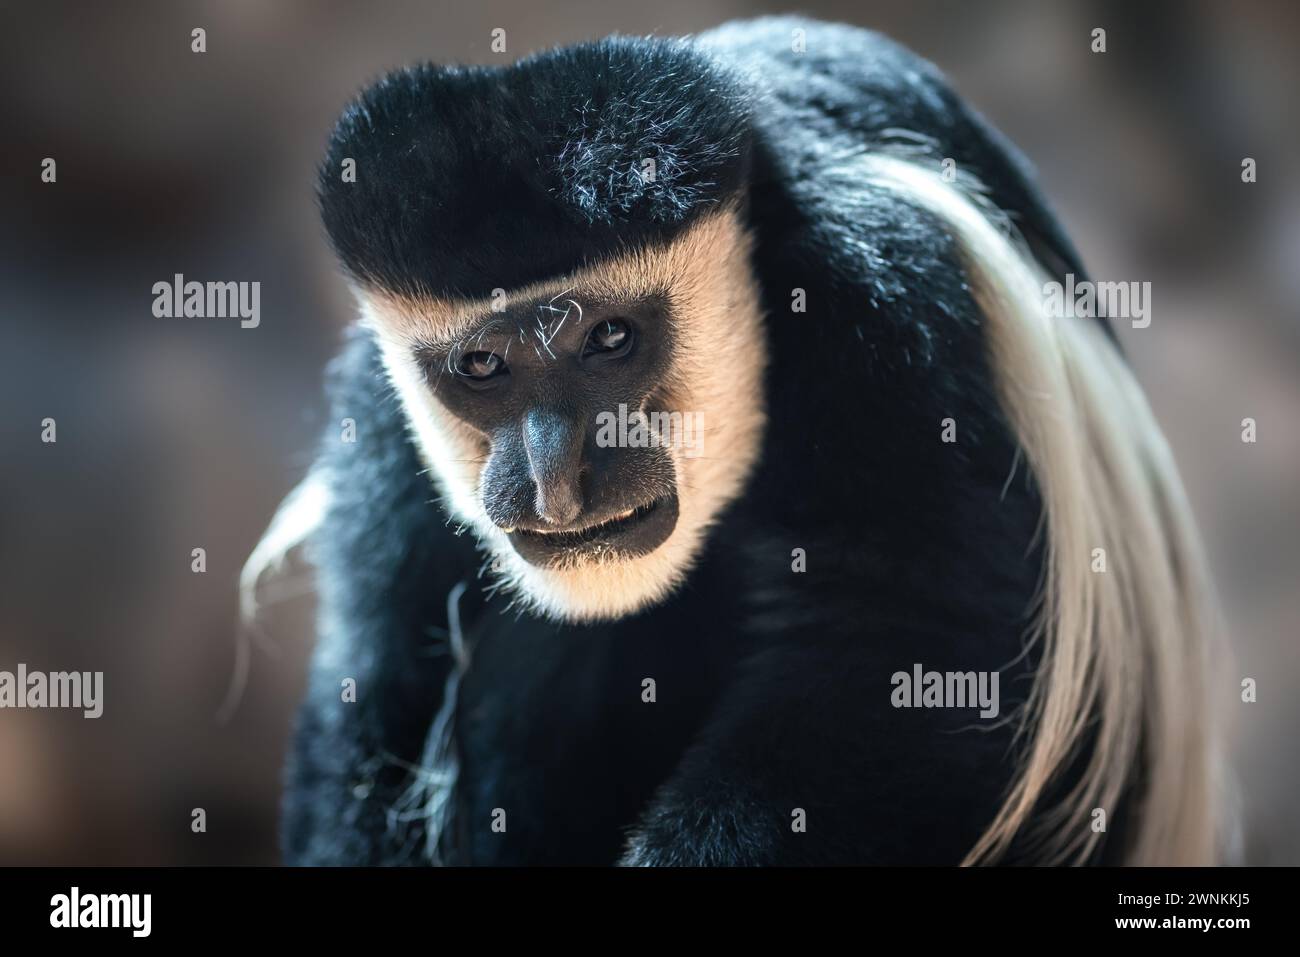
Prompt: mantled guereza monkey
<box><xmin>246</xmin><ymin>17</ymin><xmax>1223</xmax><ymax>865</ymax></box>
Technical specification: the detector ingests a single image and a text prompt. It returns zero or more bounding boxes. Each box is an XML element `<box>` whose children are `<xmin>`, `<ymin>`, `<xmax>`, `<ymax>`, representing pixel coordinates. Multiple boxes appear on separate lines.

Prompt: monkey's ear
<box><xmin>316</xmin><ymin>38</ymin><xmax>753</xmax><ymax>303</ymax></box>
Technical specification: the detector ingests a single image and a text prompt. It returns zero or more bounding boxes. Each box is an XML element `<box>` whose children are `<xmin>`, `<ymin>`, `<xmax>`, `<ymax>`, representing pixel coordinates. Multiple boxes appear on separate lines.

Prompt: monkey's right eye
<box><xmin>457</xmin><ymin>351</ymin><xmax>507</xmax><ymax>381</ymax></box>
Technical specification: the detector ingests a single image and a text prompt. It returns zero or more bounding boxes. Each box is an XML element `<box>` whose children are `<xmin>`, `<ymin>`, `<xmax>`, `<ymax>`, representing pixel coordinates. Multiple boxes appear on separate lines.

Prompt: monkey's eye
<box><xmin>584</xmin><ymin>319</ymin><xmax>633</xmax><ymax>357</ymax></box>
<box><xmin>457</xmin><ymin>351</ymin><xmax>506</xmax><ymax>380</ymax></box>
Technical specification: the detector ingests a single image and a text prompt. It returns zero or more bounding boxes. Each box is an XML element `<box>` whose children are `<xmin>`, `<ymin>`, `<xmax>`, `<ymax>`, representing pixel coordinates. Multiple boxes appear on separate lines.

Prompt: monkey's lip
<box><xmin>506</xmin><ymin>495</ymin><xmax>678</xmax><ymax>567</ymax></box>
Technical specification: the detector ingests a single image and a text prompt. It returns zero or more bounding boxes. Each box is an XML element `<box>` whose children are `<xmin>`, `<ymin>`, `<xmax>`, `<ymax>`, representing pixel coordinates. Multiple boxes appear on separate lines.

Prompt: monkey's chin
<box><xmin>506</xmin><ymin>495</ymin><xmax>679</xmax><ymax>569</ymax></box>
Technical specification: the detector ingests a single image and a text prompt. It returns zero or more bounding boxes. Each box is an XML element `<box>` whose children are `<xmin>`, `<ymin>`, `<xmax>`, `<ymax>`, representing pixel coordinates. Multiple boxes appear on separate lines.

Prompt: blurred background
<box><xmin>1</xmin><ymin>0</ymin><xmax>1296</xmax><ymax>865</ymax></box>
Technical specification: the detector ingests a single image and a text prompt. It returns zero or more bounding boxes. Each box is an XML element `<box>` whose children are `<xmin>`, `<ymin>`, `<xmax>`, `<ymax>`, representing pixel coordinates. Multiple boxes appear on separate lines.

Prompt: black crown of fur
<box><xmin>319</xmin><ymin>37</ymin><xmax>753</xmax><ymax>301</ymax></box>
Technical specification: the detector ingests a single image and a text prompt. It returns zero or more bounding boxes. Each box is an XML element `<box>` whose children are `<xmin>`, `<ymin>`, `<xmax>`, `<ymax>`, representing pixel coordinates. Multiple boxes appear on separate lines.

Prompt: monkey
<box><xmin>244</xmin><ymin>16</ymin><xmax>1224</xmax><ymax>865</ymax></box>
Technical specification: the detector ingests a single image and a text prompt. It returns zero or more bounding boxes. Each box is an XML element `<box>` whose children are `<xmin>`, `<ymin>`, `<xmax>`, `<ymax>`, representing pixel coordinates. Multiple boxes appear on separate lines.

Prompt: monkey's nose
<box><xmin>521</xmin><ymin>408</ymin><xmax>585</xmax><ymax>526</ymax></box>
<box><xmin>533</xmin><ymin>475</ymin><xmax>583</xmax><ymax>526</ymax></box>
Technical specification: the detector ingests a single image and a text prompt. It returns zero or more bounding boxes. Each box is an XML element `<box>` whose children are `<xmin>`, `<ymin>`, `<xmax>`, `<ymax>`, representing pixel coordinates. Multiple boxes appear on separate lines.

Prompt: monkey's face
<box><xmin>361</xmin><ymin>210</ymin><xmax>767</xmax><ymax>622</ymax></box>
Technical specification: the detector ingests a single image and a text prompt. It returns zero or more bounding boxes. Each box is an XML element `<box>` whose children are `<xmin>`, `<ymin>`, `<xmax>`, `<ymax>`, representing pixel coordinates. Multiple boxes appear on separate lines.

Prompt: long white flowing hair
<box><xmin>855</xmin><ymin>155</ymin><xmax>1224</xmax><ymax>865</ymax></box>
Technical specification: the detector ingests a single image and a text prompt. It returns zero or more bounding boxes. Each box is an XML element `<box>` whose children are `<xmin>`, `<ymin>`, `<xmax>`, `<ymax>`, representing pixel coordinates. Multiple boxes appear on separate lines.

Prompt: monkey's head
<box><xmin>319</xmin><ymin>39</ymin><xmax>767</xmax><ymax>621</ymax></box>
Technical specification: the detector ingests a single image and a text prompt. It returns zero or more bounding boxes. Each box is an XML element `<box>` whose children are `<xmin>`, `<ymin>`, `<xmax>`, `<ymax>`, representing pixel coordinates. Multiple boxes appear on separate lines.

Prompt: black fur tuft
<box><xmin>319</xmin><ymin>37</ymin><xmax>752</xmax><ymax>300</ymax></box>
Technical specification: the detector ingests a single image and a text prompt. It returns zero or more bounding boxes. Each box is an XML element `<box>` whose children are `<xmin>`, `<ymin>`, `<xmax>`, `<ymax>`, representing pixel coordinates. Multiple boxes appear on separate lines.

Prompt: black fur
<box><xmin>319</xmin><ymin>39</ymin><xmax>750</xmax><ymax>300</ymax></box>
<box><xmin>284</xmin><ymin>17</ymin><xmax>1121</xmax><ymax>865</ymax></box>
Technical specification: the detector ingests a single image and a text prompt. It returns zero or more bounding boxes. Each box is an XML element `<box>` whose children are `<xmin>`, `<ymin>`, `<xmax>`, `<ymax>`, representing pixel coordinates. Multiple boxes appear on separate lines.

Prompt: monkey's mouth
<box><xmin>507</xmin><ymin>495</ymin><xmax>678</xmax><ymax>567</ymax></box>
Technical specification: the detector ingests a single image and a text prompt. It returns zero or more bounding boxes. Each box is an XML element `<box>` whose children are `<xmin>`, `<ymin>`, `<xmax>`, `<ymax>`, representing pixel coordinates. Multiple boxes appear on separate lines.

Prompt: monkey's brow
<box><xmin>407</xmin><ymin>294</ymin><xmax>584</xmax><ymax>354</ymax></box>
<box><xmin>410</xmin><ymin>315</ymin><xmax>515</xmax><ymax>355</ymax></box>
<box><xmin>407</xmin><ymin>289</ymin><xmax>665</xmax><ymax>355</ymax></box>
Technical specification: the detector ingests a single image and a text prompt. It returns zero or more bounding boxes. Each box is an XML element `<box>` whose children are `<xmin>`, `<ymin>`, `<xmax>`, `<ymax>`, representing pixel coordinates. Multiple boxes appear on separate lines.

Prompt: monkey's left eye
<box><xmin>457</xmin><ymin>351</ymin><xmax>506</xmax><ymax>380</ymax></box>
<box><xmin>584</xmin><ymin>319</ymin><xmax>633</xmax><ymax>357</ymax></box>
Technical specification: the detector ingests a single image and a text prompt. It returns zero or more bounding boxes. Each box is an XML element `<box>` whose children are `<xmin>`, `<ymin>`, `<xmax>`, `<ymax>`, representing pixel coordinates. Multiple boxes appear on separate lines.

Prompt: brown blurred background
<box><xmin>1</xmin><ymin>0</ymin><xmax>1296</xmax><ymax>865</ymax></box>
